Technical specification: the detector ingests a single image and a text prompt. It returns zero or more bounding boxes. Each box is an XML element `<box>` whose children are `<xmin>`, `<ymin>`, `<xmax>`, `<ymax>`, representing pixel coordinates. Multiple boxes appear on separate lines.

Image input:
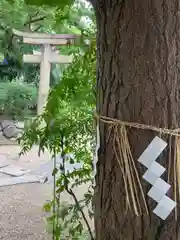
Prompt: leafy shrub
<box><xmin>0</xmin><ymin>78</ymin><xmax>37</xmax><ymax>119</ymax></box>
<box><xmin>44</xmin><ymin>201</ymin><xmax>92</xmax><ymax>239</ymax></box>
<box><xmin>20</xmin><ymin>42</ymin><xmax>96</xmax><ymax>239</ymax></box>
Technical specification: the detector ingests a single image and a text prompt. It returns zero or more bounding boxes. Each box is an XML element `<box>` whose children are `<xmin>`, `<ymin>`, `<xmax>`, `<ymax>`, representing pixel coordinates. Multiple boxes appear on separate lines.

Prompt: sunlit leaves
<box><xmin>0</xmin><ymin>80</ymin><xmax>37</xmax><ymax>118</ymax></box>
<box><xmin>16</xmin><ymin>1</ymin><xmax>96</xmax><ymax>238</ymax></box>
<box><xmin>6</xmin><ymin>0</ymin><xmax>75</xmax><ymax>7</ymax></box>
<box><xmin>19</xmin><ymin>40</ymin><xmax>96</xmax><ymax>239</ymax></box>
<box><xmin>0</xmin><ymin>0</ymin><xmax>60</xmax><ymax>83</ymax></box>
<box><xmin>24</xmin><ymin>0</ymin><xmax>74</xmax><ymax>7</ymax></box>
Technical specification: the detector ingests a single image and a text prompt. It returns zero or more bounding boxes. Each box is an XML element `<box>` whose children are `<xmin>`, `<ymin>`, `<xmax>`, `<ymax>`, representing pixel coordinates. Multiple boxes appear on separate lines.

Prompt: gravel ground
<box><xmin>0</xmin><ymin>184</ymin><xmax>52</xmax><ymax>240</ymax></box>
<box><xmin>0</xmin><ymin>146</ymin><xmax>52</xmax><ymax>240</ymax></box>
<box><xmin>0</xmin><ymin>146</ymin><xmax>92</xmax><ymax>240</ymax></box>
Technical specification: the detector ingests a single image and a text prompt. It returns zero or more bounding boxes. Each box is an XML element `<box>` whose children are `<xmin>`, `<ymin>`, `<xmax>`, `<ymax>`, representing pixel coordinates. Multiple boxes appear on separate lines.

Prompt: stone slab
<box><xmin>31</xmin><ymin>156</ymin><xmax>83</xmax><ymax>183</ymax></box>
<box><xmin>0</xmin><ymin>154</ymin><xmax>10</xmax><ymax>168</ymax></box>
<box><xmin>0</xmin><ymin>165</ymin><xmax>30</xmax><ymax>176</ymax></box>
<box><xmin>0</xmin><ymin>173</ymin><xmax>48</xmax><ymax>187</ymax></box>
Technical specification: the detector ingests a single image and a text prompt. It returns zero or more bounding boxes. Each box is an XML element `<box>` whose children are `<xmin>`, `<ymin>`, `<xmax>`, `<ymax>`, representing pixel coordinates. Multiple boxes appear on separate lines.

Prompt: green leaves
<box><xmin>5</xmin><ymin>0</ymin><xmax>74</xmax><ymax>8</ymax></box>
<box><xmin>45</xmin><ymin>201</ymin><xmax>90</xmax><ymax>239</ymax></box>
<box><xmin>0</xmin><ymin>79</ymin><xmax>37</xmax><ymax>119</ymax></box>
<box><xmin>0</xmin><ymin>0</ymin><xmax>60</xmax><ymax>83</ymax></box>
<box><xmin>52</xmin><ymin>167</ymin><xmax>58</xmax><ymax>176</ymax></box>
<box><xmin>24</xmin><ymin>0</ymin><xmax>74</xmax><ymax>7</ymax></box>
<box><xmin>20</xmin><ymin>40</ymin><xmax>96</xmax><ymax>154</ymax></box>
<box><xmin>43</xmin><ymin>201</ymin><xmax>52</xmax><ymax>212</ymax></box>
<box><xmin>13</xmin><ymin>1</ymin><xmax>96</xmax><ymax>239</ymax></box>
<box><xmin>20</xmin><ymin>43</ymin><xmax>96</xmax><ymax>239</ymax></box>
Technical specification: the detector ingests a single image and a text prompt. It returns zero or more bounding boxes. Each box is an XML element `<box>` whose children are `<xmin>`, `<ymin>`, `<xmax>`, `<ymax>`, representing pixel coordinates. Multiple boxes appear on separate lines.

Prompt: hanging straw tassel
<box><xmin>122</xmin><ymin>126</ymin><xmax>149</xmax><ymax>215</ymax></box>
<box><xmin>176</xmin><ymin>137</ymin><xmax>180</xmax><ymax>219</ymax></box>
<box><xmin>173</xmin><ymin>137</ymin><xmax>177</xmax><ymax>220</ymax></box>
<box><xmin>112</xmin><ymin>124</ymin><xmax>148</xmax><ymax>216</ymax></box>
<box><xmin>168</xmin><ymin>135</ymin><xmax>172</xmax><ymax>184</ymax></box>
<box><xmin>94</xmin><ymin>113</ymin><xmax>180</xmax><ymax>217</ymax></box>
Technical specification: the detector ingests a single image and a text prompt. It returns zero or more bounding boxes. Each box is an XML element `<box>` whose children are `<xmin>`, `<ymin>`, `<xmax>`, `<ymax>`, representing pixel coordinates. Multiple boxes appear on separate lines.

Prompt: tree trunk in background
<box><xmin>93</xmin><ymin>0</ymin><xmax>180</xmax><ymax>239</ymax></box>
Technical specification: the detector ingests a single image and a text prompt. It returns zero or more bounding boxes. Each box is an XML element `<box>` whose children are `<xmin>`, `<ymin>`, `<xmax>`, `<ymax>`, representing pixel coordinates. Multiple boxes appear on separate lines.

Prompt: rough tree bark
<box><xmin>93</xmin><ymin>0</ymin><xmax>180</xmax><ymax>239</ymax></box>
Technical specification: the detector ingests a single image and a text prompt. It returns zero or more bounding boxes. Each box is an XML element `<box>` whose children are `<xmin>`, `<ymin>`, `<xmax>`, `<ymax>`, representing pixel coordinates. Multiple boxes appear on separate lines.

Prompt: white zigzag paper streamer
<box><xmin>138</xmin><ymin>136</ymin><xmax>176</xmax><ymax>220</ymax></box>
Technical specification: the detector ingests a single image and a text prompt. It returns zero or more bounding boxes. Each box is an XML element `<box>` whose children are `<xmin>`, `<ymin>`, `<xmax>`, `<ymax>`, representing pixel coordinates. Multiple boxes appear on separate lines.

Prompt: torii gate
<box><xmin>13</xmin><ymin>29</ymin><xmax>77</xmax><ymax>115</ymax></box>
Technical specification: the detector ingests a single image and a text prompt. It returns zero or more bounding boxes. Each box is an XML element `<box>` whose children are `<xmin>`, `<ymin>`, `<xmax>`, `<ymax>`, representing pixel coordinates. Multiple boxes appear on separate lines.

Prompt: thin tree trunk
<box><xmin>94</xmin><ymin>0</ymin><xmax>180</xmax><ymax>239</ymax></box>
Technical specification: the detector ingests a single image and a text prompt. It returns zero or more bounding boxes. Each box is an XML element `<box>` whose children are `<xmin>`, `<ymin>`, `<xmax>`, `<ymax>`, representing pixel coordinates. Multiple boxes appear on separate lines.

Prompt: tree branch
<box><xmin>64</xmin><ymin>183</ymin><xmax>95</xmax><ymax>240</ymax></box>
<box><xmin>0</xmin><ymin>25</ymin><xmax>6</xmax><ymax>30</ymax></box>
<box><xmin>61</xmin><ymin>169</ymin><xmax>94</xmax><ymax>240</ymax></box>
<box><xmin>59</xmin><ymin>136</ymin><xmax>94</xmax><ymax>240</ymax></box>
<box><xmin>32</xmin><ymin>25</ymin><xmax>42</xmax><ymax>32</ymax></box>
<box><xmin>32</xmin><ymin>11</ymin><xmax>40</xmax><ymax>18</ymax></box>
<box><xmin>24</xmin><ymin>16</ymin><xmax>46</xmax><ymax>26</ymax></box>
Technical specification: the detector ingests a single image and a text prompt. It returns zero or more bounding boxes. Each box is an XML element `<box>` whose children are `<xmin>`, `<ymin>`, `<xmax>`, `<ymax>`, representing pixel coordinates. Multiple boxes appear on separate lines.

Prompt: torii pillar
<box><xmin>13</xmin><ymin>29</ymin><xmax>77</xmax><ymax>115</ymax></box>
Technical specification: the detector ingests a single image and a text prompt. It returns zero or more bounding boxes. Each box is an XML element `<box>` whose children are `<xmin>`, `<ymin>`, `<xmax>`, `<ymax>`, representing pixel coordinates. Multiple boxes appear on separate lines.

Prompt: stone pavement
<box><xmin>0</xmin><ymin>149</ymin><xmax>83</xmax><ymax>187</ymax></box>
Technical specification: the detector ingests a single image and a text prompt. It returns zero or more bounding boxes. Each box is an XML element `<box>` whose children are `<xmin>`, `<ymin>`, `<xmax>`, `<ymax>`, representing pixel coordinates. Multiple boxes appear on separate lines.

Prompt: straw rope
<box><xmin>95</xmin><ymin>112</ymin><xmax>179</xmax><ymax>218</ymax></box>
<box><xmin>95</xmin><ymin>113</ymin><xmax>180</xmax><ymax>137</ymax></box>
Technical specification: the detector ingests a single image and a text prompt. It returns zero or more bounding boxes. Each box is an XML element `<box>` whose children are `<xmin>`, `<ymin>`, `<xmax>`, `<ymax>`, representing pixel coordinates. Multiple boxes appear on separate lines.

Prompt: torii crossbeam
<box><xmin>13</xmin><ymin>29</ymin><xmax>77</xmax><ymax>115</ymax></box>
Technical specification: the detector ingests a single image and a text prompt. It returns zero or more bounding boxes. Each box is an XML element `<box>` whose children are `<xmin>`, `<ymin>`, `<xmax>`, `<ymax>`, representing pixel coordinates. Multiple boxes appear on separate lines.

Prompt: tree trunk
<box><xmin>94</xmin><ymin>0</ymin><xmax>180</xmax><ymax>239</ymax></box>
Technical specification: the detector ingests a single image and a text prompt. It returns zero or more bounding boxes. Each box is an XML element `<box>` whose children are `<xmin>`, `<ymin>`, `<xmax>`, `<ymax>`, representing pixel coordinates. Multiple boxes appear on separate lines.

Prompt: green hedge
<box><xmin>0</xmin><ymin>79</ymin><xmax>37</xmax><ymax>119</ymax></box>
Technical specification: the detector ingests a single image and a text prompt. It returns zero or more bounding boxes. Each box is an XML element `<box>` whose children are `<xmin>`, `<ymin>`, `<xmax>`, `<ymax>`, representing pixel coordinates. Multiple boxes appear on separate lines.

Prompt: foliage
<box><xmin>2</xmin><ymin>0</ymin><xmax>97</xmax><ymax>238</ymax></box>
<box><xmin>24</xmin><ymin>0</ymin><xmax>75</xmax><ymax>8</ymax></box>
<box><xmin>0</xmin><ymin>0</ymin><xmax>58</xmax><ymax>81</ymax></box>
<box><xmin>43</xmin><ymin>170</ymin><xmax>94</xmax><ymax>239</ymax></box>
<box><xmin>0</xmin><ymin>78</ymin><xmax>37</xmax><ymax>119</ymax></box>
<box><xmin>20</xmin><ymin>37</ymin><xmax>96</xmax><ymax>239</ymax></box>
<box><xmin>0</xmin><ymin>0</ymin><xmax>48</xmax><ymax>118</ymax></box>
<box><xmin>0</xmin><ymin>0</ymin><xmax>92</xmax><ymax>119</ymax></box>
<box><xmin>44</xmin><ymin>201</ymin><xmax>92</xmax><ymax>239</ymax></box>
